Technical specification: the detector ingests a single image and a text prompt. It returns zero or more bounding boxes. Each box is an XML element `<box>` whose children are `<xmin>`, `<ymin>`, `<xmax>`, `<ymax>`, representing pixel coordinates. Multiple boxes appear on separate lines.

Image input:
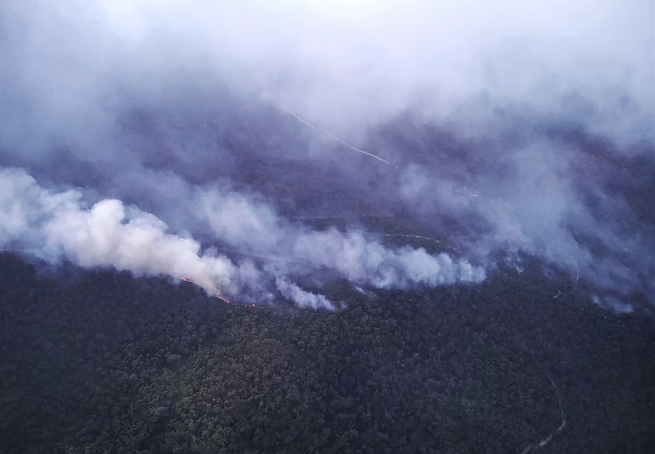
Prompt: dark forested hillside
<box><xmin>0</xmin><ymin>252</ymin><xmax>653</xmax><ymax>454</ymax></box>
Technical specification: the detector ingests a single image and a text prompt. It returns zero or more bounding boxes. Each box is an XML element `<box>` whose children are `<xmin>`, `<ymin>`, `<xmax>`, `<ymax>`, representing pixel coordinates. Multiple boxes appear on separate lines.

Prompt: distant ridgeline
<box><xmin>0</xmin><ymin>252</ymin><xmax>653</xmax><ymax>454</ymax></box>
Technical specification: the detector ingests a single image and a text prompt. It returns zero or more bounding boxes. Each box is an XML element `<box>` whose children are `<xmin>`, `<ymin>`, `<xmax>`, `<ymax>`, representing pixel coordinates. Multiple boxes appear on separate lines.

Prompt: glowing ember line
<box><xmin>172</xmin><ymin>273</ymin><xmax>230</xmax><ymax>303</ymax></box>
<box><xmin>215</xmin><ymin>294</ymin><xmax>230</xmax><ymax>304</ymax></box>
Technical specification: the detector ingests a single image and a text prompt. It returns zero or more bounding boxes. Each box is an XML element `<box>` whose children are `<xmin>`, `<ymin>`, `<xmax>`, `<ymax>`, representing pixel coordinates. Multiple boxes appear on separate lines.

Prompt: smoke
<box><xmin>0</xmin><ymin>168</ymin><xmax>236</xmax><ymax>295</ymax></box>
<box><xmin>592</xmin><ymin>295</ymin><xmax>634</xmax><ymax>314</ymax></box>
<box><xmin>0</xmin><ymin>168</ymin><xmax>482</xmax><ymax>310</ymax></box>
<box><xmin>198</xmin><ymin>189</ymin><xmax>484</xmax><ymax>287</ymax></box>
<box><xmin>0</xmin><ymin>0</ymin><xmax>652</xmax><ymax>306</ymax></box>
<box><xmin>275</xmin><ymin>277</ymin><xmax>336</xmax><ymax>311</ymax></box>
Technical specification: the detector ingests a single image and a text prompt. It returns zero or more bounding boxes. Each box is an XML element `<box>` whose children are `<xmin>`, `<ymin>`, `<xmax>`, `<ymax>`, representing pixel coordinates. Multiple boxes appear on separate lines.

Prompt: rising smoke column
<box><xmin>0</xmin><ymin>168</ymin><xmax>237</xmax><ymax>296</ymax></box>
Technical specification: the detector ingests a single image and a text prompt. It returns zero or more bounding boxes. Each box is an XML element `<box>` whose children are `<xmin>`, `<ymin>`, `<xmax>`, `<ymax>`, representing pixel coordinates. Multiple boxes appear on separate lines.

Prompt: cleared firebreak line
<box><xmin>263</xmin><ymin>94</ymin><xmax>316</xmax><ymax>129</ymax></box>
<box><xmin>519</xmin><ymin>352</ymin><xmax>568</xmax><ymax>454</ymax></box>
<box><xmin>264</xmin><ymin>94</ymin><xmax>480</xmax><ymax>199</ymax></box>
<box><xmin>213</xmin><ymin>246</ymin><xmax>313</xmax><ymax>266</ymax></box>
<box><xmin>322</xmin><ymin>130</ymin><xmax>392</xmax><ymax>165</ymax></box>
<box><xmin>380</xmin><ymin>233</ymin><xmax>462</xmax><ymax>254</ymax></box>
<box><xmin>265</xmin><ymin>94</ymin><xmax>391</xmax><ymax>164</ymax></box>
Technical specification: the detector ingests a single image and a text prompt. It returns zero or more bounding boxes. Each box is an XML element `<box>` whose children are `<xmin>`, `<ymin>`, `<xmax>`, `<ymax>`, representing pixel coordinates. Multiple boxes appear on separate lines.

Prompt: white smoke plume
<box><xmin>0</xmin><ymin>168</ymin><xmax>236</xmax><ymax>296</ymax></box>
<box><xmin>0</xmin><ymin>168</ymin><xmax>483</xmax><ymax>310</ymax></box>
<box><xmin>275</xmin><ymin>277</ymin><xmax>336</xmax><ymax>311</ymax></box>
<box><xmin>198</xmin><ymin>190</ymin><xmax>484</xmax><ymax>287</ymax></box>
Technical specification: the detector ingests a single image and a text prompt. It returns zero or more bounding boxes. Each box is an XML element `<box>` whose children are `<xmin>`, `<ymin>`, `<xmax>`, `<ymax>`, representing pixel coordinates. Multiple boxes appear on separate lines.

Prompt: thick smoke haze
<box><xmin>0</xmin><ymin>168</ymin><xmax>483</xmax><ymax>309</ymax></box>
<box><xmin>0</xmin><ymin>0</ymin><xmax>652</xmax><ymax>308</ymax></box>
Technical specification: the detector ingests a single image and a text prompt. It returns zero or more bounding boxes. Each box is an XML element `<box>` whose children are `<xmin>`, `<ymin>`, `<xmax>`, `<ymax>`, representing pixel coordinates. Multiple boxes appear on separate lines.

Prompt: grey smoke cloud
<box><xmin>0</xmin><ymin>168</ymin><xmax>236</xmax><ymax>296</ymax></box>
<box><xmin>0</xmin><ymin>0</ymin><xmax>652</xmax><ymax>306</ymax></box>
<box><xmin>198</xmin><ymin>189</ymin><xmax>484</xmax><ymax>286</ymax></box>
<box><xmin>0</xmin><ymin>168</ymin><xmax>482</xmax><ymax>309</ymax></box>
<box><xmin>275</xmin><ymin>277</ymin><xmax>336</xmax><ymax>311</ymax></box>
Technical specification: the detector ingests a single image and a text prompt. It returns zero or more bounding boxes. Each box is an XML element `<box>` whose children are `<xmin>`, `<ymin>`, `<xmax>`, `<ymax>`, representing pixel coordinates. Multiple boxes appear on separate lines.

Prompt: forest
<box><xmin>0</xmin><ymin>252</ymin><xmax>653</xmax><ymax>454</ymax></box>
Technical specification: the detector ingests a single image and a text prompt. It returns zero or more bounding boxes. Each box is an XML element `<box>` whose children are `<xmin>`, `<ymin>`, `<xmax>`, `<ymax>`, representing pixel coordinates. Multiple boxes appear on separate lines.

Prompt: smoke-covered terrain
<box><xmin>0</xmin><ymin>3</ymin><xmax>654</xmax><ymax>452</ymax></box>
<box><xmin>1</xmin><ymin>0</ymin><xmax>652</xmax><ymax>310</ymax></box>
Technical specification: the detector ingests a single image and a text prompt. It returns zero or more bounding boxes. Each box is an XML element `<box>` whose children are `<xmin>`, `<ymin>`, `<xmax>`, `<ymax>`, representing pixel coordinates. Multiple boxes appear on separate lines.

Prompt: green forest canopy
<box><xmin>0</xmin><ymin>252</ymin><xmax>653</xmax><ymax>454</ymax></box>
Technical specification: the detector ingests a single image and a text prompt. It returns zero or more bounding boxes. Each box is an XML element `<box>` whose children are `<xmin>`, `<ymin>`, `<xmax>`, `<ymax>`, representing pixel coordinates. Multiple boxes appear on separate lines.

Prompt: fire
<box><xmin>172</xmin><ymin>273</ymin><xmax>230</xmax><ymax>303</ymax></box>
<box><xmin>171</xmin><ymin>273</ymin><xmax>266</xmax><ymax>308</ymax></box>
<box><xmin>215</xmin><ymin>294</ymin><xmax>230</xmax><ymax>304</ymax></box>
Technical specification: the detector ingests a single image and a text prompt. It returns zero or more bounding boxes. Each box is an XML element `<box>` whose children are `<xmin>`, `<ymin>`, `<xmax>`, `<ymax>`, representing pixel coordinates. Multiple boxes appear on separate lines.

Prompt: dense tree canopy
<box><xmin>0</xmin><ymin>252</ymin><xmax>653</xmax><ymax>453</ymax></box>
